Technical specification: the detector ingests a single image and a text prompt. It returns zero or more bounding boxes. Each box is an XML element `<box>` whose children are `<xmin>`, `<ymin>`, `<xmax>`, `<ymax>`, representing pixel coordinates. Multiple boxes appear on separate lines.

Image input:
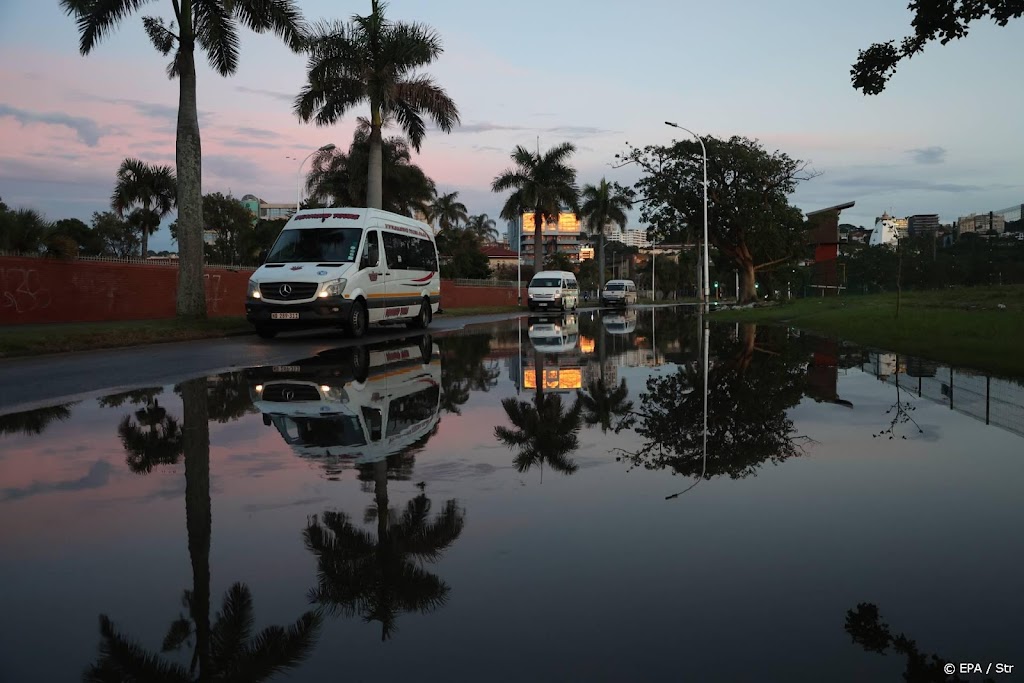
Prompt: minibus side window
<box><xmin>361</xmin><ymin>231</ymin><xmax>379</xmax><ymax>269</ymax></box>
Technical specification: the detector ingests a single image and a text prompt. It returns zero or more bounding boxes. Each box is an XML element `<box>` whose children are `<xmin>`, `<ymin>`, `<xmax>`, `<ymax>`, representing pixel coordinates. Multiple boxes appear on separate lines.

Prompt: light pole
<box><xmin>664</xmin><ymin>122</ymin><xmax>709</xmax><ymax>306</ymax></box>
<box><xmin>294</xmin><ymin>143</ymin><xmax>336</xmax><ymax>211</ymax></box>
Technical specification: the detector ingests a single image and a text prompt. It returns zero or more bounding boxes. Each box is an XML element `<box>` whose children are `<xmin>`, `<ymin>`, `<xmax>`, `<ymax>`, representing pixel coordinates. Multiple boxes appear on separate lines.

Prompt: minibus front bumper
<box><xmin>245</xmin><ymin>297</ymin><xmax>353</xmax><ymax>327</ymax></box>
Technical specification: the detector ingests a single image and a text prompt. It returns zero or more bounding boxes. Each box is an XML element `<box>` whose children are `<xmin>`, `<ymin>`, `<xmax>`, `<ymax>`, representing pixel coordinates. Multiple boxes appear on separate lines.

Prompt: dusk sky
<box><xmin>1</xmin><ymin>0</ymin><xmax>1022</xmax><ymax>251</ymax></box>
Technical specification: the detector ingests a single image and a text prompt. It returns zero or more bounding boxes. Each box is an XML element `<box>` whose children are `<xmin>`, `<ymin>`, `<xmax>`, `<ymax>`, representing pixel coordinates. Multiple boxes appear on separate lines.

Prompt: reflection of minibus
<box><xmin>527</xmin><ymin>314</ymin><xmax>580</xmax><ymax>354</ymax></box>
<box><xmin>602</xmin><ymin>310</ymin><xmax>637</xmax><ymax>335</ymax></box>
<box><xmin>246</xmin><ymin>338</ymin><xmax>441</xmax><ymax>469</ymax></box>
<box><xmin>245</xmin><ymin>208</ymin><xmax>440</xmax><ymax>339</ymax></box>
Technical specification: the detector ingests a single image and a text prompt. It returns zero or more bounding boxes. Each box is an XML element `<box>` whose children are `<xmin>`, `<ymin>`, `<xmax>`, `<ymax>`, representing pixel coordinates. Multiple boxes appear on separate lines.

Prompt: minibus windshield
<box><xmin>266</xmin><ymin>228</ymin><xmax>362</xmax><ymax>263</ymax></box>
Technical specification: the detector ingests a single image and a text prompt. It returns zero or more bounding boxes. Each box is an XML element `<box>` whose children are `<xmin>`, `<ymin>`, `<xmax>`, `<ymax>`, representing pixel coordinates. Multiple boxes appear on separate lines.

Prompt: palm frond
<box><xmin>194</xmin><ymin>0</ymin><xmax>241</xmax><ymax>76</ymax></box>
<box><xmin>84</xmin><ymin>614</ymin><xmax>190</xmax><ymax>683</ymax></box>
<box><xmin>231</xmin><ymin>0</ymin><xmax>306</xmax><ymax>51</ymax></box>
<box><xmin>142</xmin><ymin>15</ymin><xmax>178</xmax><ymax>55</ymax></box>
<box><xmin>210</xmin><ymin>583</ymin><xmax>254</xmax><ymax>666</ymax></box>
<box><xmin>60</xmin><ymin>0</ymin><xmax>155</xmax><ymax>55</ymax></box>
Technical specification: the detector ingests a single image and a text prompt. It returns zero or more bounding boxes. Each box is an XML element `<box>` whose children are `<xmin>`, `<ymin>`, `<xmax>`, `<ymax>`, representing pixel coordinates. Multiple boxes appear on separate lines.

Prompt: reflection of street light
<box><xmin>665</xmin><ymin>121</ymin><xmax>709</xmax><ymax>306</ymax></box>
<box><xmin>294</xmin><ymin>143</ymin><xmax>336</xmax><ymax>211</ymax></box>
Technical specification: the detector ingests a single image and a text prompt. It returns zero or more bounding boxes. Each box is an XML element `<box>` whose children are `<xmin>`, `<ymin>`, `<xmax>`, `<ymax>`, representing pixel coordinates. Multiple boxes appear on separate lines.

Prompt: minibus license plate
<box><xmin>271</xmin><ymin>312</ymin><xmax>299</xmax><ymax>320</ymax></box>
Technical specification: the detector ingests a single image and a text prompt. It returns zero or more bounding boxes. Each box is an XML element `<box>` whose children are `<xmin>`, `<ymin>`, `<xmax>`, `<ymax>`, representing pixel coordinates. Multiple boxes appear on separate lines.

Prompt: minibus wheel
<box><xmin>407</xmin><ymin>298</ymin><xmax>431</xmax><ymax>329</ymax></box>
<box><xmin>346</xmin><ymin>300</ymin><xmax>367</xmax><ymax>338</ymax></box>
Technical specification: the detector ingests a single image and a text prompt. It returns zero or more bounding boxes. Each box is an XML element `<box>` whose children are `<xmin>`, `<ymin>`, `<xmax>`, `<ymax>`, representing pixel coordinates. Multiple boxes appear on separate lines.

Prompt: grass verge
<box><xmin>713</xmin><ymin>286</ymin><xmax>1024</xmax><ymax>377</ymax></box>
<box><xmin>0</xmin><ymin>317</ymin><xmax>253</xmax><ymax>359</ymax></box>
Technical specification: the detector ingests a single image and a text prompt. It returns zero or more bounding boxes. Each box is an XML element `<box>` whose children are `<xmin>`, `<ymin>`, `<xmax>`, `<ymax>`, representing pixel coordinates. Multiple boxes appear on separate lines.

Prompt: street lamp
<box><xmin>294</xmin><ymin>143</ymin><xmax>336</xmax><ymax>211</ymax></box>
<box><xmin>664</xmin><ymin>121</ymin><xmax>709</xmax><ymax>306</ymax></box>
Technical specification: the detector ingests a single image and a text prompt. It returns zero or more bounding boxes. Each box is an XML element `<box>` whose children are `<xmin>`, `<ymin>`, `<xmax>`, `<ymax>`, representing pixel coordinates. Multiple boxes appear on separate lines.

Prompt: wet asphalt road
<box><xmin>0</xmin><ymin>311</ymin><xmax>527</xmax><ymax>414</ymax></box>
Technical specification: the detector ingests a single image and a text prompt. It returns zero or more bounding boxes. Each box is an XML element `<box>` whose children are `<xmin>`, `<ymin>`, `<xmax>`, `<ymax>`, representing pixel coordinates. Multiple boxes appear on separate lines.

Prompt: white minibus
<box><xmin>246</xmin><ymin>208</ymin><xmax>440</xmax><ymax>339</ymax></box>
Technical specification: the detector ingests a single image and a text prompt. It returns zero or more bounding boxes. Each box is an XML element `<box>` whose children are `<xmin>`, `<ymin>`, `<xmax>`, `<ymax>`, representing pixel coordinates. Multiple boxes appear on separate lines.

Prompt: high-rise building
<box><xmin>241</xmin><ymin>194</ymin><xmax>295</xmax><ymax>221</ymax></box>
<box><xmin>518</xmin><ymin>212</ymin><xmax>582</xmax><ymax>261</ymax></box>
<box><xmin>907</xmin><ymin>214</ymin><xmax>940</xmax><ymax>237</ymax></box>
<box><xmin>958</xmin><ymin>213</ymin><xmax>1006</xmax><ymax>235</ymax></box>
<box><xmin>869</xmin><ymin>212</ymin><xmax>908</xmax><ymax>246</ymax></box>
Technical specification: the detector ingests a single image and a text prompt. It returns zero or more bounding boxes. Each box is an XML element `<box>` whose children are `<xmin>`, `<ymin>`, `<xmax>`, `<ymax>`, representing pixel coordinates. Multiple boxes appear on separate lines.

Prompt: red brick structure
<box><xmin>806</xmin><ymin>201</ymin><xmax>855</xmax><ymax>295</ymax></box>
<box><xmin>1</xmin><ymin>255</ymin><xmax>527</xmax><ymax>325</ymax></box>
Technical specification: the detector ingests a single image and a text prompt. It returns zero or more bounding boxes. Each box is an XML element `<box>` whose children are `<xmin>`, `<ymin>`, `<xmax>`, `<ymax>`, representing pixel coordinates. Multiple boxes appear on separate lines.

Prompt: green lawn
<box><xmin>713</xmin><ymin>286</ymin><xmax>1024</xmax><ymax>377</ymax></box>
<box><xmin>0</xmin><ymin>317</ymin><xmax>253</xmax><ymax>358</ymax></box>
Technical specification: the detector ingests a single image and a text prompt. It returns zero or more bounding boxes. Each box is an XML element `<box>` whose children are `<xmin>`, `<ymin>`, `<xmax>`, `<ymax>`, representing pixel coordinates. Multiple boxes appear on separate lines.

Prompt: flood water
<box><xmin>2</xmin><ymin>307</ymin><xmax>1022</xmax><ymax>682</ymax></box>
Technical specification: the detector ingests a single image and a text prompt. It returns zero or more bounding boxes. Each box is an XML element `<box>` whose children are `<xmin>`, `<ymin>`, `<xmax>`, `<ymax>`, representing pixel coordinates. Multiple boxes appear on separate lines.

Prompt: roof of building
<box><xmin>480</xmin><ymin>244</ymin><xmax>520</xmax><ymax>258</ymax></box>
<box><xmin>806</xmin><ymin>201</ymin><xmax>856</xmax><ymax>217</ymax></box>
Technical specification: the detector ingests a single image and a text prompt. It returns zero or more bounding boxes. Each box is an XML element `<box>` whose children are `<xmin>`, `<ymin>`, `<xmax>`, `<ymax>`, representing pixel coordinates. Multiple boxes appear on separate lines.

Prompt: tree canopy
<box><xmin>852</xmin><ymin>0</ymin><xmax>1024</xmax><ymax>94</ymax></box>
<box><xmin>624</xmin><ymin>135</ymin><xmax>813</xmax><ymax>303</ymax></box>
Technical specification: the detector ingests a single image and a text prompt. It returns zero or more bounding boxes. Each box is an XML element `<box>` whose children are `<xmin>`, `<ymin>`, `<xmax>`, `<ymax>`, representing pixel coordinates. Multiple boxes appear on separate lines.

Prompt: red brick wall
<box><xmin>0</xmin><ymin>256</ymin><xmax>254</xmax><ymax>325</ymax></box>
<box><xmin>0</xmin><ymin>257</ymin><xmax>529</xmax><ymax>325</ymax></box>
<box><xmin>440</xmin><ymin>281</ymin><xmax>526</xmax><ymax>309</ymax></box>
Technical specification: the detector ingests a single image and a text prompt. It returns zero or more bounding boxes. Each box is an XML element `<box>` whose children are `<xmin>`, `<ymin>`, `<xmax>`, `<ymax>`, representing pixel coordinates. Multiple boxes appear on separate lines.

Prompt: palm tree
<box><xmin>0</xmin><ymin>403</ymin><xmax>75</xmax><ymax>436</ymax></box>
<box><xmin>307</xmin><ymin>119</ymin><xmax>436</xmax><ymax>216</ymax></box>
<box><xmin>295</xmin><ymin>0</ymin><xmax>460</xmax><ymax>210</ymax></box>
<box><xmin>492</xmin><ymin>143</ymin><xmax>580</xmax><ymax>274</ymax></box>
<box><xmin>61</xmin><ymin>0</ymin><xmax>306</xmax><ymax>317</ymax></box>
<box><xmin>428</xmin><ymin>191</ymin><xmax>469</xmax><ymax>232</ymax></box>
<box><xmin>117</xmin><ymin>399</ymin><xmax>184</xmax><ymax>474</ymax></box>
<box><xmin>576</xmin><ymin>377</ymin><xmax>634</xmax><ymax>434</ymax></box>
<box><xmin>111</xmin><ymin>158</ymin><xmax>177</xmax><ymax>259</ymax></box>
<box><xmin>0</xmin><ymin>207</ymin><xmax>51</xmax><ymax>254</ymax></box>
<box><xmin>466</xmin><ymin>214</ymin><xmax>498</xmax><ymax>242</ymax></box>
<box><xmin>304</xmin><ymin>491</ymin><xmax>466</xmax><ymax>640</ymax></box>
<box><xmin>579</xmin><ymin>179</ymin><xmax>631</xmax><ymax>288</ymax></box>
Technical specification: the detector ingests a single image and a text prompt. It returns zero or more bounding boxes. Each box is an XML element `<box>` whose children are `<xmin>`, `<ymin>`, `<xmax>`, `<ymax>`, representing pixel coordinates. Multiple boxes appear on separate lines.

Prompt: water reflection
<box><xmin>87</xmin><ymin>377</ymin><xmax>323</xmax><ymax>679</ymax></box>
<box><xmin>0</xmin><ymin>402</ymin><xmax>76</xmax><ymax>436</ymax></box>
<box><xmin>622</xmin><ymin>322</ymin><xmax>810</xmax><ymax>481</ymax></box>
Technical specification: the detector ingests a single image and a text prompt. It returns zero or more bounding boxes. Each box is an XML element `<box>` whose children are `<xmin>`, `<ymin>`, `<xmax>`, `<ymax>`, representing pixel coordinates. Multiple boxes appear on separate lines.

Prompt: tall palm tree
<box><xmin>492</xmin><ymin>143</ymin><xmax>580</xmax><ymax>274</ymax></box>
<box><xmin>428</xmin><ymin>191</ymin><xmax>469</xmax><ymax>232</ymax></box>
<box><xmin>111</xmin><ymin>158</ymin><xmax>177</xmax><ymax>259</ymax></box>
<box><xmin>0</xmin><ymin>403</ymin><xmax>75</xmax><ymax>437</ymax></box>
<box><xmin>466</xmin><ymin>213</ymin><xmax>498</xmax><ymax>242</ymax></box>
<box><xmin>61</xmin><ymin>0</ymin><xmax>306</xmax><ymax>317</ymax></box>
<box><xmin>307</xmin><ymin>118</ymin><xmax>436</xmax><ymax>216</ymax></box>
<box><xmin>579</xmin><ymin>179</ymin><xmax>631</xmax><ymax>288</ymax></box>
<box><xmin>87</xmin><ymin>378</ymin><xmax>322</xmax><ymax>680</ymax></box>
<box><xmin>496</xmin><ymin>393</ymin><xmax>583</xmax><ymax>477</ymax></box>
<box><xmin>0</xmin><ymin>207</ymin><xmax>51</xmax><ymax>254</ymax></box>
<box><xmin>117</xmin><ymin>399</ymin><xmax>184</xmax><ymax>474</ymax></box>
<box><xmin>576</xmin><ymin>377</ymin><xmax>634</xmax><ymax>434</ymax></box>
<box><xmin>304</xmin><ymin>491</ymin><xmax>466</xmax><ymax>640</ymax></box>
<box><xmin>295</xmin><ymin>0</ymin><xmax>460</xmax><ymax>210</ymax></box>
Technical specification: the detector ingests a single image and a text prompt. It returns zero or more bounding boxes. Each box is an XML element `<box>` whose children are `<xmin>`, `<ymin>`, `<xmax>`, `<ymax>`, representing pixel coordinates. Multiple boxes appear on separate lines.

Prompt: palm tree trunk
<box><xmin>141</xmin><ymin>200</ymin><xmax>151</xmax><ymax>259</ymax></box>
<box><xmin>597</xmin><ymin>233</ymin><xmax>605</xmax><ymax>289</ymax></box>
<box><xmin>532</xmin><ymin>210</ymin><xmax>543</xmax><ymax>274</ymax></box>
<box><xmin>180</xmin><ymin>377</ymin><xmax>211</xmax><ymax>681</ymax></box>
<box><xmin>175</xmin><ymin>8</ymin><xmax>207</xmax><ymax>318</ymax></box>
<box><xmin>367</xmin><ymin>106</ymin><xmax>384</xmax><ymax>210</ymax></box>
<box><xmin>374</xmin><ymin>459</ymin><xmax>389</xmax><ymax>541</ymax></box>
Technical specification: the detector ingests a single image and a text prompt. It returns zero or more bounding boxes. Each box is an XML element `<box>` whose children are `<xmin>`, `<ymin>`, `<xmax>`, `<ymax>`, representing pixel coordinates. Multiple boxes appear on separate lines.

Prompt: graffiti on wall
<box><xmin>1</xmin><ymin>268</ymin><xmax>52</xmax><ymax>314</ymax></box>
<box><xmin>204</xmin><ymin>273</ymin><xmax>223</xmax><ymax>312</ymax></box>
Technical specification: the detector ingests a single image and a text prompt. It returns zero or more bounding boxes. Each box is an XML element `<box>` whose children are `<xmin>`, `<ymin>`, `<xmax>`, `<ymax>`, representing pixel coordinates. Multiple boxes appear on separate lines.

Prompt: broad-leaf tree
<box><xmin>625</xmin><ymin>136</ymin><xmax>813</xmax><ymax>303</ymax></box>
<box><xmin>579</xmin><ymin>179</ymin><xmax>631</xmax><ymax>287</ymax></box>
<box><xmin>91</xmin><ymin>211</ymin><xmax>141</xmax><ymax>259</ymax></box>
<box><xmin>306</xmin><ymin>123</ymin><xmax>436</xmax><ymax>216</ymax></box>
<box><xmin>492</xmin><ymin>143</ymin><xmax>580</xmax><ymax>274</ymax></box>
<box><xmin>111</xmin><ymin>158</ymin><xmax>177</xmax><ymax>258</ymax></box>
<box><xmin>465</xmin><ymin>214</ymin><xmax>498</xmax><ymax>242</ymax></box>
<box><xmin>200</xmin><ymin>193</ymin><xmax>252</xmax><ymax>265</ymax></box>
<box><xmin>428</xmin><ymin>191</ymin><xmax>469</xmax><ymax>232</ymax></box>
<box><xmin>61</xmin><ymin>0</ymin><xmax>306</xmax><ymax>317</ymax></box>
<box><xmin>295</xmin><ymin>0</ymin><xmax>460</xmax><ymax>210</ymax></box>
<box><xmin>852</xmin><ymin>1</ymin><xmax>1024</xmax><ymax>94</ymax></box>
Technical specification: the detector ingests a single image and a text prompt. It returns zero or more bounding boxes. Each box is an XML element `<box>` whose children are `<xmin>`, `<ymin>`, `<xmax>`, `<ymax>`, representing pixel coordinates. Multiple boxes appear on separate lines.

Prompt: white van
<box><xmin>246</xmin><ymin>208</ymin><xmax>440</xmax><ymax>339</ymax></box>
<box><xmin>527</xmin><ymin>270</ymin><xmax>579</xmax><ymax>312</ymax></box>
<box><xmin>601</xmin><ymin>279</ymin><xmax>638</xmax><ymax>307</ymax></box>
<box><xmin>248</xmin><ymin>337</ymin><xmax>440</xmax><ymax>467</ymax></box>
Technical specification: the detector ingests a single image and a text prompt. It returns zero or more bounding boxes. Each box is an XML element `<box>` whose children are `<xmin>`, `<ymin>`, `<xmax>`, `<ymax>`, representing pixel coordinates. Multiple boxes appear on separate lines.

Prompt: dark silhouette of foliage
<box><xmin>118</xmin><ymin>399</ymin><xmax>184</xmax><ymax>474</ymax></box>
<box><xmin>0</xmin><ymin>403</ymin><xmax>76</xmax><ymax>437</ymax></box>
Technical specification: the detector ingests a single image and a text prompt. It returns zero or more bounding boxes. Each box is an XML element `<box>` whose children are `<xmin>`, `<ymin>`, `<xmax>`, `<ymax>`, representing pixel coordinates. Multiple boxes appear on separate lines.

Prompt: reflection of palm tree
<box><xmin>577</xmin><ymin>377</ymin><xmax>633</xmax><ymax>434</ymax></box>
<box><xmin>87</xmin><ymin>378</ymin><xmax>322</xmax><ymax>679</ymax></box>
<box><xmin>118</xmin><ymin>399</ymin><xmax>184</xmax><ymax>474</ymax></box>
<box><xmin>0</xmin><ymin>403</ymin><xmax>75</xmax><ymax>437</ymax></box>
<box><xmin>98</xmin><ymin>388</ymin><xmax>163</xmax><ymax>409</ymax></box>
<box><xmin>304</xmin><ymin>490</ymin><xmax>465</xmax><ymax>640</ymax></box>
<box><xmin>496</xmin><ymin>393</ymin><xmax>583</xmax><ymax>476</ymax></box>
<box><xmin>205</xmin><ymin>372</ymin><xmax>257</xmax><ymax>424</ymax></box>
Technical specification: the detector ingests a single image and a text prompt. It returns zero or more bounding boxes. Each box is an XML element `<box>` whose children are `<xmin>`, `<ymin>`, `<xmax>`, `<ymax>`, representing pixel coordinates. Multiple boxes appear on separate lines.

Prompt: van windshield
<box><xmin>266</xmin><ymin>228</ymin><xmax>362</xmax><ymax>263</ymax></box>
<box><xmin>606</xmin><ymin>283</ymin><xmax>626</xmax><ymax>291</ymax></box>
<box><xmin>531</xmin><ymin>278</ymin><xmax>561</xmax><ymax>287</ymax></box>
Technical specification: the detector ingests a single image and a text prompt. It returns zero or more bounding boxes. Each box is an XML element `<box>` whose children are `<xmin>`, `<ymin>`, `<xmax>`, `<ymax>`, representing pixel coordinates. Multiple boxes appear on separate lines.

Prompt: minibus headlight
<box><xmin>319</xmin><ymin>278</ymin><xmax>347</xmax><ymax>298</ymax></box>
<box><xmin>247</xmin><ymin>280</ymin><xmax>261</xmax><ymax>299</ymax></box>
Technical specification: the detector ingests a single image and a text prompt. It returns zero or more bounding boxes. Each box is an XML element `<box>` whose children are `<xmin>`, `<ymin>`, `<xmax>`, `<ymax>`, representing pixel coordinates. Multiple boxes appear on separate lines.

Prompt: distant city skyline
<box><xmin>1</xmin><ymin>0</ymin><xmax>1022</xmax><ymax>251</ymax></box>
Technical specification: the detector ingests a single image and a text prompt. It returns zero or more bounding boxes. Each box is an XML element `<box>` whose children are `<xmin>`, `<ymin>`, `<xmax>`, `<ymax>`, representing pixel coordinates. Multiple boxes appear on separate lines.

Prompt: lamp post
<box><xmin>294</xmin><ymin>143</ymin><xmax>336</xmax><ymax>211</ymax></box>
<box><xmin>664</xmin><ymin>122</ymin><xmax>709</xmax><ymax>306</ymax></box>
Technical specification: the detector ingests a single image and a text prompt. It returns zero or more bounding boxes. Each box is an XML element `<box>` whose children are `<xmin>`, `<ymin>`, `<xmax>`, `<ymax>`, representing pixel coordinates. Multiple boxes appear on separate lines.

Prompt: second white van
<box><xmin>245</xmin><ymin>208</ymin><xmax>440</xmax><ymax>339</ymax></box>
<box><xmin>601</xmin><ymin>279</ymin><xmax>638</xmax><ymax>307</ymax></box>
